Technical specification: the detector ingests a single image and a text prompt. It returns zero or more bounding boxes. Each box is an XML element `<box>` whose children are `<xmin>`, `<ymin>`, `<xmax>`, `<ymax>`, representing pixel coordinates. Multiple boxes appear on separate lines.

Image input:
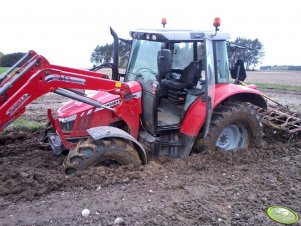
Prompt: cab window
<box><xmin>213</xmin><ymin>41</ymin><xmax>229</xmax><ymax>83</ymax></box>
<box><xmin>172</xmin><ymin>42</ymin><xmax>194</xmax><ymax>69</ymax></box>
<box><xmin>126</xmin><ymin>39</ymin><xmax>162</xmax><ymax>82</ymax></box>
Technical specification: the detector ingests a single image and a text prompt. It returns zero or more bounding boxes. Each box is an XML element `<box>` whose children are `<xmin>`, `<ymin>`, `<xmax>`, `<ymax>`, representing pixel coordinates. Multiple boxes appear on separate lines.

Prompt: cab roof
<box><xmin>130</xmin><ymin>29</ymin><xmax>230</xmax><ymax>42</ymax></box>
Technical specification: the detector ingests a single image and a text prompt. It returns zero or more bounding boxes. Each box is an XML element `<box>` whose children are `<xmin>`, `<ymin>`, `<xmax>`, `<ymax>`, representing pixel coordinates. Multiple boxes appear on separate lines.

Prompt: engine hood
<box><xmin>57</xmin><ymin>90</ymin><xmax>120</xmax><ymax>118</ymax></box>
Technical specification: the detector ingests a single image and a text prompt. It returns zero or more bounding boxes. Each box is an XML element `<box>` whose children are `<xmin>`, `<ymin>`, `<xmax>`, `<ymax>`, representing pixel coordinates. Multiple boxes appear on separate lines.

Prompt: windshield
<box><xmin>126</xmin><ymin>39</ymin><xmax>162</xmax><ymax>82</ymax></box>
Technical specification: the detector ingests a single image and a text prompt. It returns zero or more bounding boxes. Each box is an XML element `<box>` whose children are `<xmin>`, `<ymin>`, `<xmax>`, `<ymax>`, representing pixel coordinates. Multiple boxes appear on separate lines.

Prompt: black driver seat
<box><xmin>163</xmin><ymin>61</ymin><xmax>201</xmax><ymax>90</ymax></box>
<box><xmin>162</xmin><ymin>60</ymin><xmax>202</xmax><ymax>104</ymax></box>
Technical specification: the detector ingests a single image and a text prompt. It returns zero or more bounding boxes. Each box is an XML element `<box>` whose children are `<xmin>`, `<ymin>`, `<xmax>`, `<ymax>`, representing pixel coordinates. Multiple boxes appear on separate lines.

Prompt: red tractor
<box><xmin>0</xmin><ymin>21</ymin><xmax>280</xmax><ymax>174</ymax></box>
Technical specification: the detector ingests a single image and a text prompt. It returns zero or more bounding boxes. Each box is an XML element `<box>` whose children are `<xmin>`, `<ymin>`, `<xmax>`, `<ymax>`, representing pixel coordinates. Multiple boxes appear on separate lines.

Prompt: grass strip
<box><xmin>246</xmin><ymin>82</ymin><xmax>301</xmax><ymax>91</ymax></box>
<box><xmin>5</xmin><ymin>117</ymin><xmax>45</xmax><ymax>132</ymax></box>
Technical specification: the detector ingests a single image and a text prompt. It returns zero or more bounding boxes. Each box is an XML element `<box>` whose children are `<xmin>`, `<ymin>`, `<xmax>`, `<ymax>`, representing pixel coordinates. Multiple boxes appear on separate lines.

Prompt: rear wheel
<box><xmin>64</xmin><ymin>137</ymin><xmax>142</xmax><ymax>175</ymax></box>
<box><xmin>216</xmin><ymin>124</ymin><xmax>248</xmax><ymax>150</ymax></box>
<box><xmin>196</xmin><ymin>101</ymin><xmax>261</xmax><ymax>152</ymax></box>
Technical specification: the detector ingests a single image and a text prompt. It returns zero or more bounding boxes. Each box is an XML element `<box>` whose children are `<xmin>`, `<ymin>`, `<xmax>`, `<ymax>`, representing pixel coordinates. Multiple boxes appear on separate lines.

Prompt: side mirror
<box><xmin>157</xmin><ymin>49</ymin><xmax>172</xmax><ymax>73</ymax></box>
<box><xmin>231</xmin><ymin>60</ymin><xmax>247</xmax><ymax>82</ymax></box>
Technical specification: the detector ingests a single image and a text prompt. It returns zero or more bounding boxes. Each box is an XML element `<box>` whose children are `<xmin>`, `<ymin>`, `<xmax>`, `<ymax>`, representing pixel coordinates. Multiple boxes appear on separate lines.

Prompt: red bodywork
<box><xmin>0</xmin><ymin>51</ymin><xmax>142</xmax><ymax>150</ymax></box>
<box><xmin>1</xmin><ymin>50</ymin><xmax>264</xmax><ymax>152</ymax></box>
<box><xmin>51</xmin><ymin>82</ymin><xmax>142</xmax><ymax>150</ymax></box>
<box><xmin>180</xmin><ymin>83</ymin><xmax>263</xmax><ymax>137</ymax></box>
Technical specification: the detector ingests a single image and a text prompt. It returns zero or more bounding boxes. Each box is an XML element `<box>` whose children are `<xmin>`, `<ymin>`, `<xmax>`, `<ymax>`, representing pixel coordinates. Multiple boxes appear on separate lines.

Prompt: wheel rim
<box><xmin>48</xmin><ymin>133</ymin><xmax>64</xmax><ymax>155</ymax></box>
<box><xmin>216</xmin><ymin>124</ymin><xmax>248</xmax><ymax>151</ymax></box>
<box><xmin>49</xmin><ymin>134</ymin><xmax>62</xmax><ymax>146</ymax></box>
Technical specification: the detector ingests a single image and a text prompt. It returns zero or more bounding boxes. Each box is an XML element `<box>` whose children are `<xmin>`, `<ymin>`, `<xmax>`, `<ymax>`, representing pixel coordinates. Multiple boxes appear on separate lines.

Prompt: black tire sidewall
<box><xmin>200</xmin><ymin>102</ymin><xmax>261</xmax><ymax>152</ymax></box>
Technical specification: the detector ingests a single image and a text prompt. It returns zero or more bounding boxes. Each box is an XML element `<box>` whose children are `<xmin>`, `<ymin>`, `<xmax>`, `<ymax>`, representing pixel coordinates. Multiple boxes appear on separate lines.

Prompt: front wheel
<box><xmin>196</xmin><ymin>102</ymin><xmax>261</xmax><ymax>152</ymax></box>
<box><xmin>63</xmin><ymin>137</ymin><xmax>142</xmax><ymax>175</ymax></box>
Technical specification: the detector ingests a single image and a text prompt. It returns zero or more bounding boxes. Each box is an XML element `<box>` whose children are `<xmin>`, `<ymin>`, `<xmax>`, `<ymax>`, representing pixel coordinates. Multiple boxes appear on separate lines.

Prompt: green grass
<box><xmin>1</xmin><ymin>66</ymin><xmax>46</xmax><ymax>133</ymax></box>
<box><xmin>246</xmin><ymin>82</ymin><xmax>301</xmax><ymax>91</ymax></box>
<box><xmin>5</xmin><ymin>117</ymin><xmax>45</xmax><ymax>132</ymax></box>
<box><xmin>0</xmin><ymin>67</ymin><xmax>8</xmax><ymax>74</ymax></box>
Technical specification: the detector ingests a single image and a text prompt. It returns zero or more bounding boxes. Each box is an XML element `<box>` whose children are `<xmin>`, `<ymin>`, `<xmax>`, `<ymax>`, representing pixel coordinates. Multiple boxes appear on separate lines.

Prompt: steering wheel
<box><xmin>170</xmin><ymin>69</ymin><xmax>182</xmax><ymax>74</ymax></box>
<box><xmin>135</xmin><ymin>68</ymin><xmax>156</xmax><ymax>75</ymax></box>
<box><xmin>164</xmin><ymin>72</ymin><xmax>173</xmax><ymax>80</ymax></box>
<box><xmin>134</xmin><ymin>68</ymin><xmax>157</xmax><ymax>81</ymax></box>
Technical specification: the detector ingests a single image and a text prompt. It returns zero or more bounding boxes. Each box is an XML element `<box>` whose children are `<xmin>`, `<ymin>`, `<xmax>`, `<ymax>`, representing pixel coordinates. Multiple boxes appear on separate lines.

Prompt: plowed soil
<box><xmin>1</xmin><ymin>85</ymin><xmax>301</xmax><ymax>225</ymax></box>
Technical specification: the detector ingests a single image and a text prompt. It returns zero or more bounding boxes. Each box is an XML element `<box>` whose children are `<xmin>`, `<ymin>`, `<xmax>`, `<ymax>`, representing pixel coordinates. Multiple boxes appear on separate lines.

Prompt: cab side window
<box><xmin>172</xmin><ymin>42</ymin><xmax>194</xmax><ymax>70</ymax></box>
<box><xmin>214</xmin><ymin>41</ymin><xmax>229</xmax><ymax>83</ymax></box>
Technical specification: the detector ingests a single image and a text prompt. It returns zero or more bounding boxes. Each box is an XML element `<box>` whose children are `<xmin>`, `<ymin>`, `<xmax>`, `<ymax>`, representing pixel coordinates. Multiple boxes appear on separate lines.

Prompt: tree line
<box><xmin>90</xmin><ymin>41</ymin><xmax>131</xmax><ymax>69</ymax></box>
<box><xmin>227</xmin><ymin>37</ymin><xmax>265</xmax><ymax>70</ymax></box>
<box><xmin>3</xmin><ymin>37</ymin><xmax>299</xmax><ymax>71</ymax></box>
<box><xmin>0</xmin><ymin>52</ymin><xmax>26</xmax><ymax>67</ymax></box>
<box><xmin>260</xmin><ymin>65</ymin><xmax>301</xmax><ymax>71</ymax></box>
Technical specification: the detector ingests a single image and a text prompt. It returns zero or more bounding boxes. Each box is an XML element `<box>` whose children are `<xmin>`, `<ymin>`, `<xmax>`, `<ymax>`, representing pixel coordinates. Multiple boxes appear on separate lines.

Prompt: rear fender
<box><xmin>180</xmin><ymin>84</ymin><xmax>267</xmax><ymax>137</ymax></box>
<box><xmin>87</xmin><ymin>126</ymin><xmax>147</xmax><ymax>164</ymax></box>
<box><xmin>214</xmin><ymin>84</ymin><xmax>267</xmax><ymax>109</ymax></box>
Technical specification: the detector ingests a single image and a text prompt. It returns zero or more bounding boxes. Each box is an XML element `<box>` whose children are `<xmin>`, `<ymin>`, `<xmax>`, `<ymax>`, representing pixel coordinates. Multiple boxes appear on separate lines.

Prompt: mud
<box><xmin>0</xmin><ymin>87</ymin><xmax>301</xmax><ymax>225</ymax></box>
<box><xmin>259</xmin><ymin>88</ymin><xmax>301</xmax><ymax>114</ymax></box>
<box><xmin>0</xmin><ymin>129</ymin><xmax>301</xmax><ymax>225</ymax></box>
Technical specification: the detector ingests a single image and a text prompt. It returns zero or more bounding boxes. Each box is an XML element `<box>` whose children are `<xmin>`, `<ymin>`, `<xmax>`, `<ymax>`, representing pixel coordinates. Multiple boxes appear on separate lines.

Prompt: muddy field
<box><xmin>0</xmin><ymin>71</ymin><xmax>301</xmax><ymax>225</ymax></box>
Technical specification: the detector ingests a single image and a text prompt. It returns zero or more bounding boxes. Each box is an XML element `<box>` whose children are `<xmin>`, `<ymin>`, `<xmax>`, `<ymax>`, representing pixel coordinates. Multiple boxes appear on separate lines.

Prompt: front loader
<box><xmin>1</xmin><ymin>19</ymin><xmax>300</xmax><ymax>174</ymax></box>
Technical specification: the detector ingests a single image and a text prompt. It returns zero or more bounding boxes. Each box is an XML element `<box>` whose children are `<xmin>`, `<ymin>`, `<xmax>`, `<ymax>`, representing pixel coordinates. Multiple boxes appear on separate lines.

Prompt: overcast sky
<box><xmin>1</xmin><ymin>0</ymin><xmax>300</xmax><ymax>68</ymax></box>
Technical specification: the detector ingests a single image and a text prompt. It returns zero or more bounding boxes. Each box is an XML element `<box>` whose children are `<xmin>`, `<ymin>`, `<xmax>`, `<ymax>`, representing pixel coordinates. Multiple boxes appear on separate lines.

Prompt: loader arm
<box><xmin>0</xmin><ymin>50</ymin><xmax>131</xmax><ymax>131</ymax></box>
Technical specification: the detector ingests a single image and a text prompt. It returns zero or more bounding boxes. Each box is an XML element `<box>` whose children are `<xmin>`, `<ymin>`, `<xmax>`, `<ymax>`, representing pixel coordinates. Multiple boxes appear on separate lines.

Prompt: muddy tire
<box><xmin>196</xmin><ymin>101</ymin><xmax>261</xmax><ymax>153</ymax></box>
<box><xmin>64</xmin><ymin>138</ymin><xmax>142</xmax><ymax>175</ymax></box>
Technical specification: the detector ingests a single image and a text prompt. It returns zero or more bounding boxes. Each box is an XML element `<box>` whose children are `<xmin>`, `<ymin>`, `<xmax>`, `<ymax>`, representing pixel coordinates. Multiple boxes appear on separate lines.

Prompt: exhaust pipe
<box><xmin>110</xmin><ymin>27</ymin><xmax>119</xmax><ymax>81</ymax></box>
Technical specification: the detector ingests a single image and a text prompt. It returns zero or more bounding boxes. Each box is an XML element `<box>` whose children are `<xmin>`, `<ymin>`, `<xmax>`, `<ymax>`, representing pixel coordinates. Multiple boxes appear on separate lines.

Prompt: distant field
<box><xmin>245</xmin><ymin>70</ymin><xmax>301</xmax><ymax>87</ymax></box>
<box><xmin>1</xmin><ymin>67</ymin><xmax>300</xmax><ymax>90</ymax></box>
<box><xmin>101</xmin><ymin>69</ymin><xmax>301</xmax><ymax>89</ymax></box>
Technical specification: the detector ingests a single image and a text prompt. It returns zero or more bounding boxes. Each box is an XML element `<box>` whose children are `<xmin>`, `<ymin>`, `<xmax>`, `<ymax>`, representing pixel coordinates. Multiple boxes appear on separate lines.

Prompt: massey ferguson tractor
<box><xmin>0</xmin><ymin>19</ymin><xmax>300</xmax><ymax>174</ymax></box>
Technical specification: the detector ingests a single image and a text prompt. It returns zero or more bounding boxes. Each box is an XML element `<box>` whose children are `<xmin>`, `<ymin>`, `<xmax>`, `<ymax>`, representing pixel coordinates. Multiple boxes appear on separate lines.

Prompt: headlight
<box><xmin>59</xmin><ymin>114</ymin><xmax>77</xmax><ymax>123</ymax></box>
<box><xmin>59</xmin><ymin>114</ymin><xmax>77</xmax><ymax>132</ymax></box>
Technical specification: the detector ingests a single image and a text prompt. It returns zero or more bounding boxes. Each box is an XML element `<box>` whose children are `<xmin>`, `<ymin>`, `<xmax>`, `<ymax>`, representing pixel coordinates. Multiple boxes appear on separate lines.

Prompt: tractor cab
<box><xmin>125</xmin><ymin>29</ymin><xmax>230</xmax><ymax>137</ymax></box>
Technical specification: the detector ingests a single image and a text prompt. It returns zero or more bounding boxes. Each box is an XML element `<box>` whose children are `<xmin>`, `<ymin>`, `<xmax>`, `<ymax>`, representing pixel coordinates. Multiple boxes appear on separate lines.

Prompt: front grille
<box><xmin>59</xmin><ymin>120</ymin><xmax>75</xmax><ymax>132</ymax></box>
<box><xmin>76</xmin><ymin>114</ymin><xmax>93</xmax><ymax>130</ymax></box>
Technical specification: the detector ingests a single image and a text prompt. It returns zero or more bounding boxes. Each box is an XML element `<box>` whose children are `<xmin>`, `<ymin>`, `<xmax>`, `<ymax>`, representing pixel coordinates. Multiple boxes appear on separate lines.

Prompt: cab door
<box><xmin>125</xmin><ymin>39</ymin><xmax>162</xmax><ymax>136</ymax></box>
<box><xmin>203</xmin><ymin>38</ymin><xmax>216</xmax><ymax>136</ymax></box>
